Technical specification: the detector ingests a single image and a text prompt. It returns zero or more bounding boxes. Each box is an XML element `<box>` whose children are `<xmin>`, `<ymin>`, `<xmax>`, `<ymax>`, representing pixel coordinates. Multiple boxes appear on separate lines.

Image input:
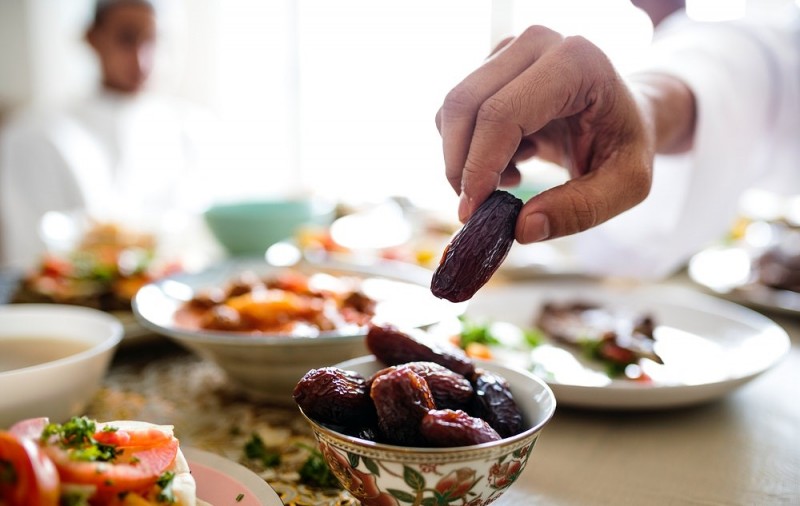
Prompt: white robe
<box><xmin>573</xmin><ymin>8</ymin><xmax>800</xmax><ymax>279</ymax></box>
<box><xmin>0</xmin><ymin>90</ymin><xmax>211</xmax><ymax>269</ymax></box>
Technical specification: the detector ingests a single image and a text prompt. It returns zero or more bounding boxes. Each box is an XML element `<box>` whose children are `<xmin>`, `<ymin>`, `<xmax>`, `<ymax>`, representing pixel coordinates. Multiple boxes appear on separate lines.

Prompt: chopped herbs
<box><xmin>236</xmin><ymin>493</ymin><xmax>245</xmax><ymax>502</ymax></box>
<box><xmin>0</xmin><ymin>459</ymin><xmax>17</xmax><ymax>485</ymax></box>
<box><xmin>41</xmin><ymin>416</ymin><xmax>120</xmax><ymax>463</ymax></box>
<box><xmin>59</xmin><ymin>490</ymin><xmax>92</xmax><ymax>506</ymax></box>
<box><xmin>156</xmin><ymin>470</ymin><xmax>177</xmax><ymax>504</ymax></box>
<box><xmin>244</xmin><ymin>434</ymin><xmax>281</xmax><ymax>468</ymax></box>
<box><xmin>297</xmin><ymin>444</ymin><xmax>339</xmax><ymax>489</ymax></box>
<box><xmin>457</xmin><ymin>316</ymin><xmax>501</xmax><ymax>347</ymax></box>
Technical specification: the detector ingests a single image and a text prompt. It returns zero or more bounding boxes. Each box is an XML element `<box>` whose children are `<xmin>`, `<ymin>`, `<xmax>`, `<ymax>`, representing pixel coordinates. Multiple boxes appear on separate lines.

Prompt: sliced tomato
<box><xmin>43</xmin><ymin>420</ymin><xmax>179</xmax><ymax>502</ymax></box>
<box><xmin>0</xmin><ymin>431</ymin><xmax>60</xmax><ymax>506</ymax></box>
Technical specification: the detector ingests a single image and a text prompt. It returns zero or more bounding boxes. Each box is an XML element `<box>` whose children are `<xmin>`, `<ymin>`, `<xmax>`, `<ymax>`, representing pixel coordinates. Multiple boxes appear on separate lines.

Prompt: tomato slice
<box><xmin>0</xmin><ymin>431</ymin><xmax>60</xmax><ymax>506</ymax></box>
<box><xmin>43</xmin><ymin>420</ymin><xmax>179</xmax><ymax>502</ymax></box>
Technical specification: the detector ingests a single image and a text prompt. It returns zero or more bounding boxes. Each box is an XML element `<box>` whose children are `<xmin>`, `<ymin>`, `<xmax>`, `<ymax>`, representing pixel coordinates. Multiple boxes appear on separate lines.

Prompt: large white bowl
<box><xmin>0</xmin><ymin>304</ymin><xmax>123</xmax><ymax>428</ymax></box>
<box><xmin>133</xmin><ymin>258</ymin><xmax>465</xmax><ymax>405</ymax></box>
<box><xmin>299</xmin><ymin>355</ymin><xmax>556</xmax><ymax>506</ymax></box>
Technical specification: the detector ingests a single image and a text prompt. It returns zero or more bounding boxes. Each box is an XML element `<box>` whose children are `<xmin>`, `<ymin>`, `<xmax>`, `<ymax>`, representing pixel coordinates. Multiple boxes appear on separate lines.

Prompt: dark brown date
<box><xmin>292</xmin><ymin>367</ymin><xmax>372</xmax><ymax>426</ymax></box>
<box><xmin>370</xmin><ymin>367</ymin><xmax>435</xmax><ymax>446</ymax></box>
<box><xmin>471</xmin><ymin>368</ymin><xmax>524</xmax><ymax>438</ymax></box>
<box><xmin>431</xmin><ymin>190</ymin><xmax>522</xmax><ymax>302</ymax></box>
<box><xmin>366</xmin><ymin>324</ymin><xmax>475</xmax><ymax>378</ymax></box>
<box><xmin>420</xmin><ymin>409</ymin><xmax>501</xmax><ymax>447</ymax></box>
<box><xmin>369</xmin><ymin>362</ymin><xmax>474</xmax><ymax>411</ymax></box>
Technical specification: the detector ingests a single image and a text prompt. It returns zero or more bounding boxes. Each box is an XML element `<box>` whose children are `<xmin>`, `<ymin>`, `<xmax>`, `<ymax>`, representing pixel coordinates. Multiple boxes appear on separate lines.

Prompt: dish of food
<box><xmin>183</xmin><ymin>448</ymin><xmax>283</xmax><ymax>506</ymax></box>
<box><xmin>688</xmin><ymin>243</ymin><xmax>800</xmax><ymax>315</ymax></box>
<box><xmin>459</xmin><ymin>280</ymin><xmax>790</xmax><ymax>409</ymax></box>
<box><xmin>0</xmin><ymin>416</ymin><xmax>202</xmax><ymax>505</ymax></box>
<box><xmin>135</xmin><ymin>257</ymin><xmax>464</xmax><ymax>340</ymax></box>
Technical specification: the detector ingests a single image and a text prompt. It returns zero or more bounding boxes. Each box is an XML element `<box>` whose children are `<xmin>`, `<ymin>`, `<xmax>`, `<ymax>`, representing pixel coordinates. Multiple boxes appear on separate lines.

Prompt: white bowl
<box><xmin>0</xmin><ymin>304</ymin><xmax>123</xmax><ymax>428</ymax></box>
<box><xmin>133</xmin><ymin>258</ymin><xmax>465</xmax><ymax>405</ymax></box>
<box><xmin>298</xmin><ymin>355</ymin><xmax>556</xmax><ymax>505</ymax></box>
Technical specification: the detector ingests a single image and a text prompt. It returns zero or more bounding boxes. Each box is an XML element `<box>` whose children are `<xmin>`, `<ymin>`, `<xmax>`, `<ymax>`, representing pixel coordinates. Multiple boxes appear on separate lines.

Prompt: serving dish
<box><xmin>298</xmin><ymin>355</ymin><xmax>556</xmax><ymax>506</ymax></box>
<box><xmin>133</xmin><ymin>258</ymin><xmax>465</xmax><ymax>404</ymax></box>
<box><xmin>184</xmin><ymin>447</ymin><xmax>283</xmax><ymax>506</ymax></box>
<box><xmin>0</xmin><ymin>304</ymin><xmax>123</xmax><ymax>427</ymax></box>
<box><xmin>463</xmin><ymin>280</ymin><xmax>790</xmax><ymax>409</ymax></box>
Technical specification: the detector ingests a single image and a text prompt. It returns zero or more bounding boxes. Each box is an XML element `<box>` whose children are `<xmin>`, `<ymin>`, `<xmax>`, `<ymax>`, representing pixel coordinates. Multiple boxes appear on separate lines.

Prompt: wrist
<box><xmin>629</xmin><ymin>72</ymin><xmax>697</xmax><ymax>154</ymax></box>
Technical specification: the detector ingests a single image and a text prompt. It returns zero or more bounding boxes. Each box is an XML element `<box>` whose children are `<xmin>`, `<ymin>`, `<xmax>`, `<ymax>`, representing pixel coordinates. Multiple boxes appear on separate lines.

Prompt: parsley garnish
<box><xmin>297</xmin><ymin>444</ymin><xmax>339</xmax><ymax>489</ymax></box>
<box><xmin>59</xmin><ymin>490</ymin><xmax>92</xmax><ymax>506</ymax></box>
<box><xmin>156</xmin><ymin>471</ymin><xmax>176</xmax><ymax>503</ymax></box>
<box><xmin>236</xmin><ymin>493</ymin><xmax>245</xmax><ymax>502</ymax></box>
<box><xmin>457</xmin><ymin>316</ymin><xmax>501</xmax><ymax>348</ymax></box>
<box><xmin>244</xmin><ymin>434</ymin><xmax>281</xmax><ymax>468</ymax></box>
<box><xmin>41</xmin><ymin>417</ymin><xmax>120</xmax><ymax>462</ymax></box>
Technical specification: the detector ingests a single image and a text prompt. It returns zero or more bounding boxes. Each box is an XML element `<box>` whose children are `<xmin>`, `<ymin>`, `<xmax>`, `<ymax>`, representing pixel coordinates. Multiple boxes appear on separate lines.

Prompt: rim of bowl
<box><xmin>0</xmin><ymin>304</ymin><xmax>124</xmax><ymax>379</ymax></box>
<box><xmin>296</xmin><ymin>358</ymin><xmax>557</xmax><ymax>454</ymax></box>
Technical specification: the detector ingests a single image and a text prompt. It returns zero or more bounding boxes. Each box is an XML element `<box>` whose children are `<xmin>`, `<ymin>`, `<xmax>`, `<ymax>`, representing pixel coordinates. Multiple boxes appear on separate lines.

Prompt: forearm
<box><xmin>630</xmin><ymin>72</ymin><xmax>697</xmax><ymax>155</ymax></box>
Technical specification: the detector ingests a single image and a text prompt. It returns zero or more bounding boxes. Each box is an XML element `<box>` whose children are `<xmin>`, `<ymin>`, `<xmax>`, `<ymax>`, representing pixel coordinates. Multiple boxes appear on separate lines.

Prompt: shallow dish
<box><xmin>464</xmin><ymin>280</ymin><xmax>791</xmax><ymax>410</ymax></box>
<box><xmin>133</xmin><ymin>258</ymin><xmax>465</xmax><ymax>405</ymax></box>
<box><xmin>0</xmin><ymin>304</ymin><xmax>123</xmax><ymax>427</ymax></box>
<box><xmin>299</xmin><ymin>355</ymin><xmax>556</xmax><ymax>506</ymax></box>
<box><xmin>184</xmin><ymin>447</ymin><xmax>283</xmax><ymax>506</ymax></box>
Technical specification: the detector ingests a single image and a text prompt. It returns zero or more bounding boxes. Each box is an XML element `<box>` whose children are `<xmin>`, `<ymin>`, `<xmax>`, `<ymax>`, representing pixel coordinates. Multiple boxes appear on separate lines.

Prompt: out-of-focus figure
<box><xmin>0</xmin><ymin>0</ymin><xmax>210</xmax><ymax>269</ymax></box>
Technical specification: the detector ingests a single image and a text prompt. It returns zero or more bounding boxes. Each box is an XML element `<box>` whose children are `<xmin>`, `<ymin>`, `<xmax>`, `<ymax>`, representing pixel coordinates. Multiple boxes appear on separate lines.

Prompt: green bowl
<box><xmin>204</xmin><ymin>199</ymin><xmax>332</xmax><ymax>256</ymax></box>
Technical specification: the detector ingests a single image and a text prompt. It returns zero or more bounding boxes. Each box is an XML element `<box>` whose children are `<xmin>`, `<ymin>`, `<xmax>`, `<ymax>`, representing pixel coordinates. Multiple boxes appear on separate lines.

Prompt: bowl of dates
<box><xmin>292</xmin><ymin>324</ymin><xmax>556</xmax><ymax>506</ymax></box>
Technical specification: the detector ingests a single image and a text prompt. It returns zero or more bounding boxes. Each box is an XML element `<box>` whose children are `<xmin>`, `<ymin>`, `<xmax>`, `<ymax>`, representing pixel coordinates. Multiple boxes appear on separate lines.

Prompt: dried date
<box><xmin>370</xmin><ymin>367</ymin><xmax>435</xmax><ymax>446</ymax></box>
<box><xmin>369</xmin><ymin>362</ymin><xmax>474</xmax><ymax>411</ymax></box>
<box><xmin>293</xmin><ymin>367</ymin><xmax>373</xmax><ymax>426</ymax></box>
<box><xmin>420</xmin><ymin>409</ymin><xmax>501</xmax><ymax>447</ymax></box>
<box><xmin>431</xmin><ymin>190</ymin><xmax>522</xmax><ymax>302</ymax></box>
<box><xmin>366</xmin><ymin>324</ymin><xmax>475</xmax><ymax>378</ymax></box>
<box><xmin>471</xmin><ymin>368</ymin><xmax>524</xmax><ymax>438</ymax></box>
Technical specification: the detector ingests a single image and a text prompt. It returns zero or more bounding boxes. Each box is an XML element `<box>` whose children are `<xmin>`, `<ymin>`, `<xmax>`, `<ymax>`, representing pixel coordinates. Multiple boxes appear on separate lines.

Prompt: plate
<box><xmin>134</xmin><ymin>257</ymin><xmax>465</xmax><ymax>341</ymax></box>
<box><xmin>464</xmin><ymin>280</ymin><xmax>790</xmax><ymax>410</ymax></box>
<box><xmin>688</xmin><ymin>245</ymin><xmax>800</xmax><ymax>316</ymax></box>
<box><xmin>184</xmin><ymin>447</ymin><xmax>282</xmax><ymax>506</ymax></box>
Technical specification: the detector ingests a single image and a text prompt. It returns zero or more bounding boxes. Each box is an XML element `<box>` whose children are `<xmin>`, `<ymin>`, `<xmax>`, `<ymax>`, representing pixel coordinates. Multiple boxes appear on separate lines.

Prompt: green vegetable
<box><xmin>41</xmin><ymin>416</ymin><xmax>120</xmax><ymax>463</ymax></box>
<box><xmin>236</xmin><ymin>493</ymin><xmax>245</xmax><ymax>502</ymax></box>
<box><xmin>0</xmin><ymin>459</ymin><xmax>17</xmax><ymax>485</ymax></box>
<box><xmin>297</xmin><ymin>444</ymin><xmax>339</xmax><ymax>489</ymax></box>
<box><xmin>457</xmin><ymin>316</ymin><xmax>501</xmax><ymax>348</ymax></box>
<box><xmin>243</xmin><ymin>434</ymin><xmax>281</xmax><ymax>468</ymax></box>
<box><xmin>156</xmin><ymin>470</ymin><xmax>176</xmax><ymax>504</ymax></box>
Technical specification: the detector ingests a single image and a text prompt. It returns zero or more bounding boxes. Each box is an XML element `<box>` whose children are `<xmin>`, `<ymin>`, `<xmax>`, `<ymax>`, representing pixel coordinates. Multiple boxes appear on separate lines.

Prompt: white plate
<box><xmin>465</xmin><ymin>280</ymin><xmax>790</xmax><ymax>410</ymax></box>
<box><xmin>184</xmin><ymin>447</ymin><xmax>282</xmax><ymax>506</ymax></box>
<box><xmin>688</xmin><ymin>245</ymin><xmax>800</xmax><ymax>316</ymax></box>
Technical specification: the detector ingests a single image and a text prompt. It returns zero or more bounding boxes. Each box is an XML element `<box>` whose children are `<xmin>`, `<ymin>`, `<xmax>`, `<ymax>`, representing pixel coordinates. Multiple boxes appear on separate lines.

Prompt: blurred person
<box><xmin>436</xmin><ymin>1</ymin><xmax>799</xmax><ymax>279</ymax></box>
<box><xmin>0</xmin><ymin>0</ymin><xmax>211</xmax><ymax>269</ymax></box>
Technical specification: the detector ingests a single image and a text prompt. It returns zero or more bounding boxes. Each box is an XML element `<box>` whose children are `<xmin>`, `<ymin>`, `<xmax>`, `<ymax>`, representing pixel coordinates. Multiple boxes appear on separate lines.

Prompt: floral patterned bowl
<box><xmin>298</xmin><ymin>355</ymin><xmax>556</xmax><ymax>506</ymax></box>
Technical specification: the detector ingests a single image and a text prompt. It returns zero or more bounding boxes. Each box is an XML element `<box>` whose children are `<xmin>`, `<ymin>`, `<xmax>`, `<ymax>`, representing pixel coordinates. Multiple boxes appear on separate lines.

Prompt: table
<box><xmin>85</xmin><ymin>279</ymin><xmax>800</xmax><ymax>506</ymax></box>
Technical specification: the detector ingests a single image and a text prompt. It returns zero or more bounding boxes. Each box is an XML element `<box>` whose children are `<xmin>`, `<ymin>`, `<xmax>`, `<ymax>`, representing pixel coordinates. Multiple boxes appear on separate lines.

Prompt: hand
<box><xmin>435</xmin><ymin>26</ymin><xmax>656</xmax><ymax>243</ymax></box>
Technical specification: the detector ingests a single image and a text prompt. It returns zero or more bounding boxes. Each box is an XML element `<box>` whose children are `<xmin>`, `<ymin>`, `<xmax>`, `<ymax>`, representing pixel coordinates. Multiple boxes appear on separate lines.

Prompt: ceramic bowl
<box><xmin>0</xmin><ymin>304</ymin><xmax>123</xmax><ymax>428</ymax></box>
<box><xmin>203</xmin><ymin>198</ymin><xmax>334</xmax><ymax>256</ymax></box>
<box><xmin>132</xmin><ymin>258</ymin><xmax>465</xmax><ymax>405</ymax></box>
<box><xmin>298</xmin><ymin>355</ymin><xmax>556</xmax><ymax>506</ymax></box>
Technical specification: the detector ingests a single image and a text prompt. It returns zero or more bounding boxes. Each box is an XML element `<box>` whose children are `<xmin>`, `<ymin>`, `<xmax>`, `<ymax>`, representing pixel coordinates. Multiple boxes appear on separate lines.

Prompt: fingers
<box><xmin>439</xmin><ymin>26</ymin><xmax>564</xmax><ymax>205</ymax></box>
<box><xmin>516</xmin><ymin>149</ymin><xmax>652</xmax><ymax>243</ymax></box>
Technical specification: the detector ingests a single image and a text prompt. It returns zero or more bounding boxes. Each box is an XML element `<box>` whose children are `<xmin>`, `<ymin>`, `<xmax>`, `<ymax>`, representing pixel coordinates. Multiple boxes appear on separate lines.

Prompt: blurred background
<box><xmin>0</xmin><ymin>0</ymin><xmax>796</xmax><ymax>273</ymax></box>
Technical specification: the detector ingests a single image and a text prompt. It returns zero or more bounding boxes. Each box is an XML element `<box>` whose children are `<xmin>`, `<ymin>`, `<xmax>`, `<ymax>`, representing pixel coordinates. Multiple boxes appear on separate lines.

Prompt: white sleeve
<box><xmin>572</xmin><ymin>15</ymin><xmax>800</xmax><ymax>280</ymax></box>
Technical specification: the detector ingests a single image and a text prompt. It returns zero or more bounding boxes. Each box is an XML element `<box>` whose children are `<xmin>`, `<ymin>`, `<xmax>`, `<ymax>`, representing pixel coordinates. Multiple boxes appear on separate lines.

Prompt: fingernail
<box><xmin>458</xmin><ymin>193</ymin><xmax>471</xmax><ymax>223</ymax></box>
<box><xmin>523</xmin><ymin>213</ymin><xmax>550</xmax><ymax>242</ymax></box>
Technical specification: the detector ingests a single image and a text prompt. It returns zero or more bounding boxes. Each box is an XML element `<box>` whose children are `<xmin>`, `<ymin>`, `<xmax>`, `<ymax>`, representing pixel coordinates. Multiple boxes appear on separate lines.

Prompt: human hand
<box><xmin>435</xmin><ymin>26</ymin><xmax>655</xmax><ymax>243</ymax></box>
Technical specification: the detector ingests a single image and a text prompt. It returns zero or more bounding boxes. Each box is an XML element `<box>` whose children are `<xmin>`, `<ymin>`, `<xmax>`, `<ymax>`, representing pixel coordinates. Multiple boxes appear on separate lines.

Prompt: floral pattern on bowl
<box><xmin>316</xmin><ymin>435</ymin><xmax>538</xmax><ymax>506</ymax></box>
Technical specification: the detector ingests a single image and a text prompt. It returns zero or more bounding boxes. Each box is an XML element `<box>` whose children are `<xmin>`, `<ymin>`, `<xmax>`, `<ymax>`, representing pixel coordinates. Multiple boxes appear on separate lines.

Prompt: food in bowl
<box><xmin>13</xmin><ymin>221</ymin><xmax>180</xmax><ymax>312</ymax></box>
<box><xmin>0</xmin><ymin>416</ymin><xmax>207</xmax><ymax>506</ymax></box>
<box><xmin>293</xmin><ymin>324</ymin><xmax>555</xmax><ymax>505</ymax></box>
<box><xmin>175</xmin><ymin>269</ymin><xmax>376</xmax><ymax>335</ymax></box>
<box><xmin>0</xmin><ymin>304</ymin><xmax>123</xmax><ymax>428</ymax></box>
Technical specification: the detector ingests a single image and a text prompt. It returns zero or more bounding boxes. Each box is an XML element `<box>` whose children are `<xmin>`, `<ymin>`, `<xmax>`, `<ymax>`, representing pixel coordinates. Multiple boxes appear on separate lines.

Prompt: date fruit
<box><xmin>420</xmin><ymin>409</ymin><xmax>501</xmax><ymax>447</ymax></box>
<box><xmin>293</xmin><ymin>367</ymin><xmax>373</xmax><ymax>426</ymax></box>
<box><xmin>370</xmin><ymin>367</ymin><xmax>435</xmax><ymax>446</ymax></box>
<box><xmin>431</xmin><ymin>190</ymin><xmax>522</xmax><ymax>302</ymax></box>
<box><xmin>471</xmin><ymin>368</ymin><xmax>524</xmax><ymax>438</ymax></box>
<box><xmin>369</xmin><ymin>362</ymin><xmax>474</xmax><ymax>411</ymax></box>
<box><xmin>366</xmin><ymin>324</ymin><xmax>475</xmax><ymax>378</ymax></box>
